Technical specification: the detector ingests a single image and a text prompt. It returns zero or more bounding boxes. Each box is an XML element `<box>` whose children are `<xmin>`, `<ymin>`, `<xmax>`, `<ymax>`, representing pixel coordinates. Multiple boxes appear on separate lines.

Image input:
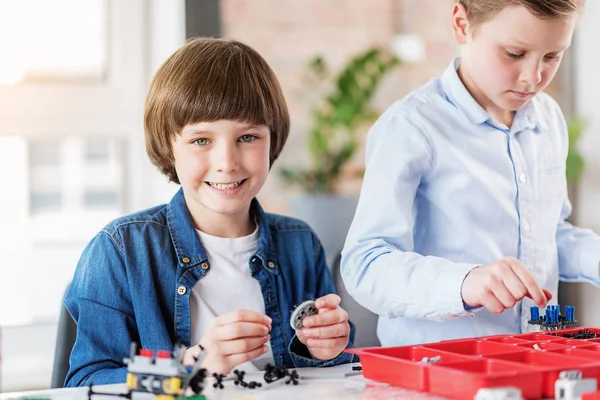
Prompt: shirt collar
<box><xmin>513</xmin><ymin>97</ymin><xmax>550</xmax><ymax>133</ymax></box>
<box><xmin>441</xmin><ymin>57</ymin><xmax>490</xmax><ymax>125</ymax></box>
<box><xmin>167</xmin><ymin>188</ymin><xmax>279</xmax><ymax>274</ymax></box>
<box><xmin>441</xmin><ymin>57</ymin><xmax>549</xmax><ymax>133</ymax></box>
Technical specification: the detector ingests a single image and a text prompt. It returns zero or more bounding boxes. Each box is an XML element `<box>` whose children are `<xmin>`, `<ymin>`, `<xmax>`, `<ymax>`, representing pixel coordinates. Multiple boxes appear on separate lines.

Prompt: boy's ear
<box><xmin>452</xmin><ymin>2</ymin><xmax>470</xmax><ymax>45</ymax></box>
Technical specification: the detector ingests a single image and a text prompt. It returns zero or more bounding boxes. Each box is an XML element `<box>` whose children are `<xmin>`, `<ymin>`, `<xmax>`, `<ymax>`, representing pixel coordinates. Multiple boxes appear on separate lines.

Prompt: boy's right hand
<box><xmin>183</xmin><ymin>310</ymin><xmax>271</xmax><ymax>375</ymax></box>
<box><xmin>461</xmin><ymin>257</ymin><xmax>552</xmax><ymax>314</ymax></box>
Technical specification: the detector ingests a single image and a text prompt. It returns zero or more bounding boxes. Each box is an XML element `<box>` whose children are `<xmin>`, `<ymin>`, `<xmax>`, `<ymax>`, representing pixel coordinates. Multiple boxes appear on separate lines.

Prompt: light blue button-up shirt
<box><xmin>341</xmin><ymin>58</ymin><xmax>600</xmax><ymax>347</ymax></box>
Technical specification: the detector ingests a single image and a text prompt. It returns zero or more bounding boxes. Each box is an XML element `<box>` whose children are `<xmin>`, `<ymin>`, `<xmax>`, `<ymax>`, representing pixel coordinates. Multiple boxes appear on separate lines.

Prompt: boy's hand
<box><xmin>183</xmin><ymin>310</ymin><xmax>271</xmax><ymax>375</ymax></box>
<box><xmin>461</xmin><ymin>257</ymin><xmax>552</xmax><ymax>314</ymax></box>
<box><xmin>296</xmin><ymin>294</ymin><xmax>350</xmax><ymax>361</ymax></box>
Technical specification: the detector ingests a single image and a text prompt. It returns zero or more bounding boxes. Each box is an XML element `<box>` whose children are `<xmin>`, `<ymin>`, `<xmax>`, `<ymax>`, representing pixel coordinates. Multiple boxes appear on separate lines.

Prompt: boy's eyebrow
<box><xmin>239</xmin><ymin>123</ymin><xmax>268</xmax><ymax>130</ymax></box>
<box><xmin>507</xmin><ymin>38</ymin><xmax>571</xmax><ymax>52</ymax></box>
<box><xmin>181</xmin><ymin>123</ymin><xmax>267</xmax><ymax>136</ymax></box>
<box><xmin>181</xmin><ymin>127</ymin><xmax>213</xmax><ymax>136</ymax></box>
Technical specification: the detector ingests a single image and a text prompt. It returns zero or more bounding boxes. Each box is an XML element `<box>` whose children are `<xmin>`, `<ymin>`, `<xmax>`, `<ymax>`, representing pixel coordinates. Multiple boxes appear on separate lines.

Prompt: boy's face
<box><xmin>453</xmin><ymin>4</ymin><xmax>576</xmax><ymax>122</ymax></box>
<box><xmin>172</xmin><ymin>119</ymin><xmax>270</xmax><ymax>233</ymax></box>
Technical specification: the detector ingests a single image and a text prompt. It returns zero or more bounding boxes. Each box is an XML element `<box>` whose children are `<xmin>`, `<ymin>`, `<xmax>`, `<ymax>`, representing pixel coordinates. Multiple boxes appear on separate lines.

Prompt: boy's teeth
<box><xmin>209</xmin><ymin>181</ymin><xmax>241</xmax><ymax>190</ymax></box>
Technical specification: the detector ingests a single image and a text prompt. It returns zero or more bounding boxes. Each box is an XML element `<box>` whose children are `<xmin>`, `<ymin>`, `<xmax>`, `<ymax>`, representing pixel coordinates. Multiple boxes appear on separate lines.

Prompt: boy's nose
<box><xmin>214</xmin><ymin>145</ymin><xmax>239</xmax><ymax>173</ymax></box>
<box><xmin>519</xmin><ymin>61</ymin><xmax>543</xmax><ymax>86</ymax></box>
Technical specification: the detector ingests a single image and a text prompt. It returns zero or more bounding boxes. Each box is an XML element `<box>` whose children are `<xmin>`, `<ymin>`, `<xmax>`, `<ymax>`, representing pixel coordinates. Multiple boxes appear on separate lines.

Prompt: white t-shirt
<box><xmin>190</xmin><ymin>226</ymin><xmax>273</xmax><ymax>371</ymax></box>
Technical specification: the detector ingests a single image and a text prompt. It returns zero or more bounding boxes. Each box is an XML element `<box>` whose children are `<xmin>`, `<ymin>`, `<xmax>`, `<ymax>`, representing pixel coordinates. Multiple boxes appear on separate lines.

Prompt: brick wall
<box><xmin>221</xmin><ymin>0</ymin><xmax>460</xmax><ymax>213</ymax></box>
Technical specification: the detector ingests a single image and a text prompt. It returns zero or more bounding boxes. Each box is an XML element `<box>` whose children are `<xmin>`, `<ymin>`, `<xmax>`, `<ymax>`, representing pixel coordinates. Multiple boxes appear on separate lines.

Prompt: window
<box><xmin>0</xmin><ymin>0</ymin><xmax>183</xmax><ymax>390</ymax></box>
<box><xmin>26</xmin><ymin>135</ymin><xmax>124</xmax><ymax>242</ymax></box>
<box><xmin>84</xmin><ymin>189</ymin><xmax>119</xmax><ymax>209</ymax></box>
<box><xmin>85</xmin><ymin>136</ymin><xmax>112</xmax><ymax>161</ymax></box>
<box><xmin>0</xmin><ymin>0</ymin><xmax>108</xmax><ymax>84</ymax></box>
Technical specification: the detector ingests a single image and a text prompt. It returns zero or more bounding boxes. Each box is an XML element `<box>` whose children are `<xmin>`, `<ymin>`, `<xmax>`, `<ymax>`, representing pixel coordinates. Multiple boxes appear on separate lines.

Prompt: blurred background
<box><xmin>0</xmin><ymin>0</ymin><xmax>599</xmax><ymax>391</ymax></box>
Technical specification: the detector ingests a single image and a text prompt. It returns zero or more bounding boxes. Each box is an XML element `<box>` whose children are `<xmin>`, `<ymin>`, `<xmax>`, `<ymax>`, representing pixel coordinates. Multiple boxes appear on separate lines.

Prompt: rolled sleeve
<box><xmin>433</xmin><ymin>262</ymin><xmax>481</xmax><ymax>318</ymax></box>
<box><xmin>288</xmin><ymin>335</ymin><xmax>357</xmax><ymax>368</ymax></box>
<box><xmin>557</xmin><ymin>203</ymin><xmax>600</xmax><ymax>286</ymax></box>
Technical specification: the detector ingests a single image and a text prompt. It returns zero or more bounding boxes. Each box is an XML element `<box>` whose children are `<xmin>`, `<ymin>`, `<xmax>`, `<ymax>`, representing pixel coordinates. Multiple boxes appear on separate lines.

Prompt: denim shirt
<box><xmin>65</xmin><ymin>188</ymin><xmax>356</xmax><ymax>387</ymax></box>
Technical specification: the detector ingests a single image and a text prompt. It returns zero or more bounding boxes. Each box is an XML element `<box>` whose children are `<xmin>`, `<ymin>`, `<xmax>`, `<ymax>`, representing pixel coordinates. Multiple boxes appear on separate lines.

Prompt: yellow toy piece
<box><xmin>154</xmin><ymin>395</ymin><xmax>176</xmax><ymax>400</ymax></box>
<box><xmin>162</xmin><ymin>377</ymin><xmax>183</xmax><ymax>395</ymax></box>
<box><xmin>126</xmin><ymin>372</ymin><xmax>138</xmax><ymax>390</ymax></box>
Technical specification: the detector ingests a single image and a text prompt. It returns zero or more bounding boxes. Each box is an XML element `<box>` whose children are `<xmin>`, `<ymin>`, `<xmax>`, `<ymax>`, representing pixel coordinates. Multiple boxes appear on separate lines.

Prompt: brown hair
<box><xmin>459</xmin><ymin>0</ymin><xmax>584</xmax><ymax>28</ymax></box>
<box><xmin>144</xmin><ymin>37</ymin><xmax>290</xmax><ymax>184</ymax></box>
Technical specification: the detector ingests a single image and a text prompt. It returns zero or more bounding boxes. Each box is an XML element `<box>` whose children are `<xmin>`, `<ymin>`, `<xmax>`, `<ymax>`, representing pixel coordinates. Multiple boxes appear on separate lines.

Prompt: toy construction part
<box><xmin>419</xmin><ymin>356</ymin><xmax>442</xmax><ymax>364</ymax></box>
<box><xmin>264</xmin><ymin>364</ymin><xmax>299</xmax><ymax>385</ymax></box>
<box><xmin>233</xmin><ymin>369</ymin><xmax>262</xmax><ymax>389</ymax></box>
<box><xmin>290</xmin><ymin>300</ymin><xmax>318</xmax><ymax>330</ymax></box>
<box><xmin>528</xmin><ymin>305</ymin><xmax>577</xmax><ymax>331</ymax></box>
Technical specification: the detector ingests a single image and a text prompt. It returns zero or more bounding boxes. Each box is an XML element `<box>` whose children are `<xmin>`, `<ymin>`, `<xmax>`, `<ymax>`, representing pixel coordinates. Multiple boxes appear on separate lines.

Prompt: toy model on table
<box><xmin>86</xmin><ymin>342</ymin><xmax>299</xmax><ymax>400</ymax></box>
<box><xmin>86</xmin><ymin>297</ymin><xmax>320</xmax><ymax>400</ymax></box>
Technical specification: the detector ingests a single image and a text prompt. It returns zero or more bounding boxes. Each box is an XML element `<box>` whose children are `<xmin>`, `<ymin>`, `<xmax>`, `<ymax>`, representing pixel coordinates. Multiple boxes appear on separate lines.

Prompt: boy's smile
<box><xmin>206</xmin><ymin>179</ymin><xmax>246</xmax><ymax>192</ymax></box>
<box><xmin>452</xmin><ymin>3</ymin><xmax>576</xmax><ymax>127</ymax></box>
<box><xmin>206</xmin><ymin>179</ymin><xmax>246</xmax><ymax>191</ymax></box>
<box><xmin>172</xmin><ymin>120</ymin><xmax>271</xmax><ymax>237</ymax></box>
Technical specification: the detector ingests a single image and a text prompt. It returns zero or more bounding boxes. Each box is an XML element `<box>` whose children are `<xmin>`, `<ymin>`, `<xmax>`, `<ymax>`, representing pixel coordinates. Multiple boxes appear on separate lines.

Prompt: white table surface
<box><xmin>0</xmin><ymin>363</ymin><xmax>448</xmax><ymax>400</ymax></box>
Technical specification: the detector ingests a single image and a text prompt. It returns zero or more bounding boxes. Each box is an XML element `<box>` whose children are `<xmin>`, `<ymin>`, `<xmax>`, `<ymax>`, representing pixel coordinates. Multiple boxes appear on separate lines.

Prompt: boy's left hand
<box><xmin>296</xmin><ymin>294</ymin><xmax>350</xmax><ymax>360</ymax></box>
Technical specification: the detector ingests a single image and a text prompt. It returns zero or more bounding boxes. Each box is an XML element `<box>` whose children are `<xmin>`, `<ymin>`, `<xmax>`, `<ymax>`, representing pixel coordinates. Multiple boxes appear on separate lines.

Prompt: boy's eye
<box><xmin>194</xmin><ymin>138</ymin><xmax>209</xmax><ymax>146</ymax></box>
<box><xmin>239</xmin><ymin>135</ymin><xmax>258</xmax><ymax>143</ymax></box>
<box><xmin>505</xmin><ymin>50</ymin><xmax>524</xmax><ymax>59</ymax></box>
<box><xmin>544</xmin><ymin>54</ymin><xmax>561</xmax><ymax>63</ymax></box>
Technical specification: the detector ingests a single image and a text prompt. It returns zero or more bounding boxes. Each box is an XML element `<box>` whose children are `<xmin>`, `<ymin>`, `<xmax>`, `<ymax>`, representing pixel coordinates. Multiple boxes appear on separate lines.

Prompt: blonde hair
<box><xmin>459</xmin><ymin>0</ymin><xmax>584</xmax><ymax>28</ymax></box>
<box><xmin>144</xmin><ymin>37</ymin><xmax>290</xmax><ymax>184</ymax></box>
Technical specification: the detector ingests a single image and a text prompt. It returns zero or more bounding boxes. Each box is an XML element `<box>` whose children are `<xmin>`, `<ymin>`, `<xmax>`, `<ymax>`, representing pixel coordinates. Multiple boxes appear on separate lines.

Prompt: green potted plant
<box><xmin>566</xmin><ymin>116</ymin><xmax>586</xmax><ymax>184</ymax></box>
<box><xmin>566</xmin><ymin>116</ymin><xmax>587</xmax><ymax>224</ymax></box>
<box><xmin>280</xmin><ymin>48</ymin><xmax>399</xmax><ymax>267</ymax></box>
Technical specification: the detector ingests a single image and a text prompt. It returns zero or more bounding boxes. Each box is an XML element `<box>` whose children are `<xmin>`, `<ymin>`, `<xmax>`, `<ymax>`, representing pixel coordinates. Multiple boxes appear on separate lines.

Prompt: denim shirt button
<box><xmin>268</xmin><ymin>261</ymin><xmax>275</xmax><ymax>268</ymax></box>
<box><xmin>182</xmin><ymin>257</ymin><xmax>190</xmax><ymax>264</ymax></box>
<box><xmin>201</xmin><ymin>262</ymin><xmax>210</xmax><ymax>270</ymax></box>
<box><xmin>177</xmin><ymin>286</ymin><xmax>187</xmax><ymax>295</ymax></box>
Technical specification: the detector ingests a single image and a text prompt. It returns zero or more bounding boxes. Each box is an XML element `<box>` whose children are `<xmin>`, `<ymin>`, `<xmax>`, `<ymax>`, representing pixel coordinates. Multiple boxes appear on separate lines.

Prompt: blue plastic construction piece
<box><xmin>528</xmin><ymin>305</ymin><xmax>577</xmax><ymax>331</ymax></box>
<box><xmin>564</xmin><ymin>305</ymin><xmax>575</xmax><ymax>322</ymax></box>
<box><xmin>530</xmin><ymin>306</ymin><xmax>539</xmax><ymax>321</ymax></box>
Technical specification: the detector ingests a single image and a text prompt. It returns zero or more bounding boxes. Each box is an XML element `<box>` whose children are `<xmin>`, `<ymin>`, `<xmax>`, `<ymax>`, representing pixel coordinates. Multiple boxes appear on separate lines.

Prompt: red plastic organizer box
<box><xmin>346</xmin><ymin>327</ymin><xmax>600</xmax><ymax>400</ymax></box>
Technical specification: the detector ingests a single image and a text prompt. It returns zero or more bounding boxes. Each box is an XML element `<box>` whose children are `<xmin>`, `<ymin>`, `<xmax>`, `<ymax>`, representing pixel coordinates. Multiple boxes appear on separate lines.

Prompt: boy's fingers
<box><xmin>225</xmin><ymin>345</ymin><xmax>269</xmax><ymax>365</ymax></box>
<box><xmin>526</xmin><ymin>288</ymin><xmax>553</xmax><ymax>302</ymax></box>
<box><xmin>482</xmin><ymin>290</ymin><xmax>505</xmax><ymax>314</ymax></box>
<box><xmin>306</xmin><ymin>337</ymin><xmax>348</xmax><ymax>349</ymax></box>
<box><xmin>502</xmin><ymin>272</ymin><xmax>528</xmax><ymax>301</ymax></box>
<box><xmin>508</xmin><ymin>262</ymin><xmax>547</xmax><ymax>307</ymax></box>
<box><xmin>315</xmin><ymin>294</ymin><xmax>341</xmax><ymax>309</ymax></box>
<box><xmin>219</xmin><ymin>336</ymin><xmax>270</xmax><ymax>356</ymax></box>
<box><xmin>217</xmin><ymin>322</ymin><xmax>270</xmax><ymax>341</ymax></box>
<box><xmin>303</xmin><ymin>308</ymin><xmax>347</xmax><ymax>328</ymax></box>
<box><xmin>217</xmin><ymin>310</ymin><xmax>272</xmax><ymax>327</ymax></box>
<box><xmin>302</xmin><ymin>322</ymin><xmax>350</xmax><ymax>339</ymax></box>
<box><xmin>491</xmin><ymin>284</ymin><xmax>517</xmax><ymax>309</ymax></box>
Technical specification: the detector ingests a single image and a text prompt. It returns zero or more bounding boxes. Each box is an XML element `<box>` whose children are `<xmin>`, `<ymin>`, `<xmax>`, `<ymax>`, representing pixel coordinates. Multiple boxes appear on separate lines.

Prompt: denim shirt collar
<box><xmin>441</xmin><ymin>57</ymin><xmax>548</xmax><ymax>133</ymax></box>
<box><xmin>166</xmin><ymin>188</ymin><xmax>279</xmax><ymax>275</ymax></box>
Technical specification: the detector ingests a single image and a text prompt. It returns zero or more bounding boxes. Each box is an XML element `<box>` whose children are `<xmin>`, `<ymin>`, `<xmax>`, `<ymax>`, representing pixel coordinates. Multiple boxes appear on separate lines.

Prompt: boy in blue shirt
<box><xmin>341</xmin><ymin>0</ymin><xmax>597</xmax><ymax>346</ymax></box>
<box><xmin>65</xmin><ymin>38</ymin><xmax>354</xmax><ymax>386</ymax></box>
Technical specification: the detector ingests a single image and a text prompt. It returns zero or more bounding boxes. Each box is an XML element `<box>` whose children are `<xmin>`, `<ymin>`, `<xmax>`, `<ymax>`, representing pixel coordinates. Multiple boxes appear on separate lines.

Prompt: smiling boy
<box><xmin>65</xmin><ymin>38</ymin><xmax>355</xmax><ymax>386</ymax></box>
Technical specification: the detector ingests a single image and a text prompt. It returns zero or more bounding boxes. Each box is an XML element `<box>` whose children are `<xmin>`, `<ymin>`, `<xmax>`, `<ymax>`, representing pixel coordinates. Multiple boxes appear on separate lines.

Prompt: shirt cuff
<box><xmin>433</xmin><ymin>262</ymin><xmax>481</xmax><ymax>318</ymax></box>
<box><xmin>288</xmin><ymin>335</ymin><xmax>358</xmax><ymax>368</ymax></box>
<box><xmin>579</xmin><ymin>245</ymin><xmax>600</xmax><ymax>283</ymax></box>
<box><xmin>463</xmin><ymin>301</ymin><xmax>483</xmax><ymax>313</ymax></box>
